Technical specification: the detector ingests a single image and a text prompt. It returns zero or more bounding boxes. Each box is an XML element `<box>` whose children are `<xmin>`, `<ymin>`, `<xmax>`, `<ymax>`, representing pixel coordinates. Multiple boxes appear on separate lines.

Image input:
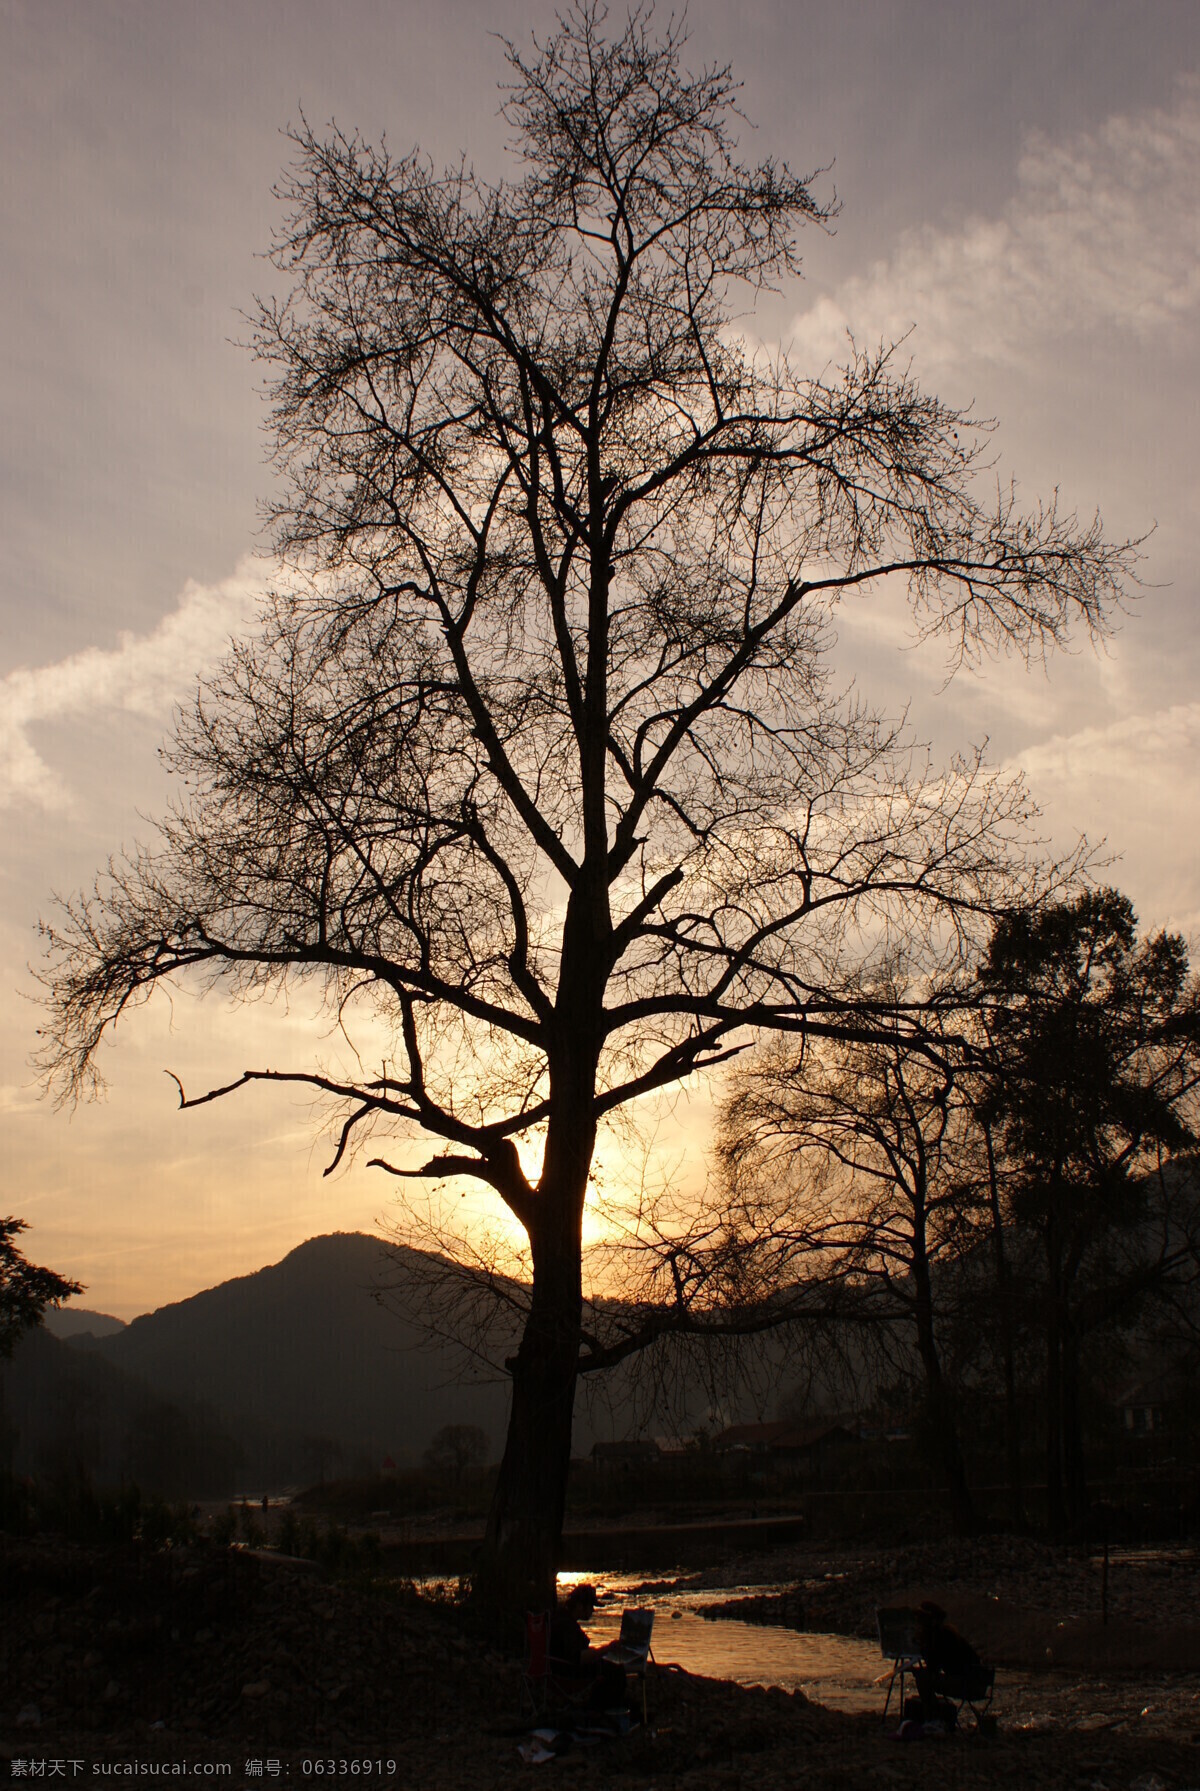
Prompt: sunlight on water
<box><xmin>559</xmin><ymin>1571</ymin><xmax>885</xmax><ymax>1714</ymax></box>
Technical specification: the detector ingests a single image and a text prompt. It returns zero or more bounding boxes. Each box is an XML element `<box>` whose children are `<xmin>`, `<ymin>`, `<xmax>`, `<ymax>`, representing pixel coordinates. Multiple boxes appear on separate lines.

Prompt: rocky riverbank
<box><xmin>2</xmin><ymin>1532</ymin><xmax>1198</xmax><ymax>1787</ymax></box>
<box><xmin>674</xmin><ymin>1533</ymin><xmax>1200</xmax><ymax>1666</ymax></box>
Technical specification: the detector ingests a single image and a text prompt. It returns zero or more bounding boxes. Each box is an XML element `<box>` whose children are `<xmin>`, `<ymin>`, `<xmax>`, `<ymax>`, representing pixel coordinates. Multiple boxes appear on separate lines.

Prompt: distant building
<box><xmin>855</xmin><ymin>1413</ymin><xmax>914</xmax><ymax>1444</ymax></box>
<box><xmin>713</xmin><ymin>1419</ymin><xmax>858</xmax><ymax>1477</ymax></box>
<box><xmin>1114</xmin><ymin>1375</ymin><xmax>1180</xmax><ymax>1436</ymax></box>
<box><xmin>590</xmin><ymin>1438</ymin><xmax>662</xmax><ymax>1471</ymax></box>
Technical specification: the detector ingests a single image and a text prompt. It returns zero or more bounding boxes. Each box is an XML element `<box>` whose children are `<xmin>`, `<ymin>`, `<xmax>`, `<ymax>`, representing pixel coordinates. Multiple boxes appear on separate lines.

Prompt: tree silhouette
<box><xmin>40</xmin><ymin>9</ymin><xmax>1135</xmax><ymax>1612</ymax></box>
<box><xmin>980</xmin><ymin>889</ymin><xmax>1200</xmax><ymax>1532</ymax></box>
<box><xmin>718</xmin><ymin>1023</ymin><xmax>985</xmax><ymax>1532</ymax></box>
<box><xmin>424</xmin><ymin>1423</ymin><xmax>489</xmax><ymax>1485</ymax></box>
<box><xmin>0</xmin><ymin>1218</ymin><xmax>82</xmax><ymax>1359</ymax></box>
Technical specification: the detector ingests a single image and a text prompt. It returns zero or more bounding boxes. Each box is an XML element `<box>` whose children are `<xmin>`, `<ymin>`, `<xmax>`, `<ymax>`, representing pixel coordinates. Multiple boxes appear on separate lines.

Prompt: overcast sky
<box><xmin>3</xmin><ymin>0</ymin><xmax>1198</xmax><ymax>1317</ymax></box>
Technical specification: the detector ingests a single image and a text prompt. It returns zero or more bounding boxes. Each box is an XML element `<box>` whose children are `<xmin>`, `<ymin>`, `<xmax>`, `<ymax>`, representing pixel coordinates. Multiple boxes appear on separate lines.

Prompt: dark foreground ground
<box><xmin>2</xmin><ymin>1531</ymin><xmax>1198</xmax><ymax>1789</ymax></box>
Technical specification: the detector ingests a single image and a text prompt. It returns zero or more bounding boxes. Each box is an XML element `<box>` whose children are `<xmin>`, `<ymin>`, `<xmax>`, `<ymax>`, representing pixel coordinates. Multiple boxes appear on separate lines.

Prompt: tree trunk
<box><xmin>1044</xmin><ymin>1272</ymin><xmax>1068</xmax><ymax>1535</ymax></box>
<box><xmin>910</xmin><ymin>1248</ymin><xmax>976</xmax><ymax>1533</ymax></box>
<box><xmin>472</xmin><ymin>957</ymin><xmax>599</xmax><ymax>1628</ymax></box>
<box><xmin>1060</xmin><ymin>1324</ymin><xmax>1088</xmax><ymax>1537</ymax></box>
<box><xmin>469</xmin><ymin>846</ymin><xmax>612</xmax><ymax>1628</ymax></box>
<box><xmin>473</xmin><ymin>1218</ymin><xmax>583</xmax><ymax>1627</ymax></box>
<box><xmin>982</xmin><ymin>1120</ymin><xmax>1024</xmax><ymax>1526</ymax></box>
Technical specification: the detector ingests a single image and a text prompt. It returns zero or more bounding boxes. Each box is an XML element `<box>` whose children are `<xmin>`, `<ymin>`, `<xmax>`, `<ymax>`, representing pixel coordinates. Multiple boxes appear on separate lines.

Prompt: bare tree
<box><xmin>424</xmin><ymin>1423</ymin><xmax>489</xmax><ymax>1485</ymax></box>
<box><xmin>717</xmin><ymin>1022</ymin><xmax>988</xmax><ymax>1530</ymax></box>
<box><xmin>38</xmin><ymin>9</ymin><xmax>1135</xmax><ymax>1613</ymax></box>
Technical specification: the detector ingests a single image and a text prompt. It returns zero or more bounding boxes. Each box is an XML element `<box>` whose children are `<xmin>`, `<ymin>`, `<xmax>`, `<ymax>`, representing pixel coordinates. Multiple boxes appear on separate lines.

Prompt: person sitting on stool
<box><xmin>548</xmin><ymin>1584</ymin><xmax>628</xmax><ymax>1711</ymax></box>
<box><xmin>914</xmin><ymin>1600</ymin><xmax>990</xmax><ymax>1717</ymax></box>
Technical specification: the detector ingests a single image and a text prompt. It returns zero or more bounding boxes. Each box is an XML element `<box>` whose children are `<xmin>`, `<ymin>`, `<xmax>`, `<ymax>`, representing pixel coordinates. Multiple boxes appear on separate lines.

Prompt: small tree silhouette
<box><xmin>0</xmin><ymin>1218</ymin><xmax>82</xmax><ymax>1358</ymax></box>
<box><xmin>423</xmin><ymin>1424</ymin><xmax>489</xmax><ymax>1485</ymax></box>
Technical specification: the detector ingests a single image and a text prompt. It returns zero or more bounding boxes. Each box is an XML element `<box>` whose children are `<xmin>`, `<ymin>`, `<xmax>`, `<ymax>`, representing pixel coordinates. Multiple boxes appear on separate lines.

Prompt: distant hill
<box><xmin>88</xmin><ymin>1232</ymin><xmax>517</xmax><ymax>1479</ymax></box>
<box><xmin>1</xmin><ymin>1324</ymin><xmax>241</xmax><ymax>1496</ymax></box>
<box><xmin>4</xmin><ymin>1232</ymin><xmax>731</xmax><ymax>1497</ymax></box>
<box><xmin>43</xmin><ymin>1307</ymin><xmax>126</xmax><ymax>1341</ymax></box>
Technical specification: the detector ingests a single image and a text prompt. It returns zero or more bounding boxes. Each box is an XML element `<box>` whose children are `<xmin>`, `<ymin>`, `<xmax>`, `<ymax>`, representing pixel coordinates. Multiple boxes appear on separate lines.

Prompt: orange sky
<box><xmin>4</xmin><ymin>2</ymin><xmax>1199</xmax><ymax>1319</ymax></box>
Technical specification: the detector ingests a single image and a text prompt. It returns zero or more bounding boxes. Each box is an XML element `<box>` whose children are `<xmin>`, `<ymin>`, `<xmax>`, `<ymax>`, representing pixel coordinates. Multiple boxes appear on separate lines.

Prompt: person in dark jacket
<box><xmin>914</xmin><ymin>1600</ymin><xmax>991</xmax><ymax>1715</ymax></box>
<box><xmin>548</xmin><ymin>1584</ymin><xmax>628</xmax><ymax>1710</ymax></box>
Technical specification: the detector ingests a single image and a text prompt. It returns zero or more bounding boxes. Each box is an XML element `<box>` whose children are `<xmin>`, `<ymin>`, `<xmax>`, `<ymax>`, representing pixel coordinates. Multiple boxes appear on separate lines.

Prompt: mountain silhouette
<box><xmin>42</xmin><ymin>1307</ymin><xmax>126</xmax><ymax>1341</ymax></box>
<box><xmin>81</xmin><ymin>1232</ymin><xmax>518</xmax><ymax>1477</ymax></box>
<box><xmin>5</xmin><ymin>1232</ymin><xmax>724</xmax><ymax>1494</ymax></box>
<box><xmin>1</xmin><ymin>1325</ymin><xmax>241</xmax><ymax>1496</ymax></box>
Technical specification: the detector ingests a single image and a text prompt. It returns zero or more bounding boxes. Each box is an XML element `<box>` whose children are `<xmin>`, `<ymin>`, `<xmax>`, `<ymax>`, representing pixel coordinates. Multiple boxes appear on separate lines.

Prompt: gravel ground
<box><xmin>675</xmin><ymin>1534</ymin><xmax>1200</xmax><ymax>1665</ymax></box>
<box><xmin>2</xmin><ymin>1533</ymin><xmax>1198</xmax><ymax>1789</ymax></box>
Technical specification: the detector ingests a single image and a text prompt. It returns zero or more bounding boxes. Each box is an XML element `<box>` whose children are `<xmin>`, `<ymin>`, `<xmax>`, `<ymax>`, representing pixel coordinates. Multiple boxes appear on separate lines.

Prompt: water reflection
<box><xmin>560</xmin><ymin>1571</ymin><xmax>884</xmax><ymax>1714</ymax></box>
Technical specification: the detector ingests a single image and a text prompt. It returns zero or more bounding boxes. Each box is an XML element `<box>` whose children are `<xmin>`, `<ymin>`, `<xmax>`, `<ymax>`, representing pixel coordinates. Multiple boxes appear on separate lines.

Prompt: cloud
<box><xmin>792</xmin><ymin>77</ymin><xmax>1200</xmax><ymax>375</ymax></box>
<box><xmin>0</xmin><ymin>559</ymin><xmax>268</xmax><ymax>810</ymax></box>
<box><xmin>1011</xmin><ymin>701</ymin><xmax>1200</xmax><ymax>933</ymax></box>
<box><xmin>0</xmin><ymin>1083</ymin><xmax>41</xmax><ymax>1115</ymax></box>
<box><xmin>1015</xmin><ymin>700</ymin><xmax>1200</xmax><ymax>794</ymax></box>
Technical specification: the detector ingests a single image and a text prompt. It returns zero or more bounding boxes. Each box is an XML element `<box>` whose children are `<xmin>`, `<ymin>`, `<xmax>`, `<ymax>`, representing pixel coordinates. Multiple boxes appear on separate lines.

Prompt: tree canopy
<box><xmin>979</xmin><ymin>888</ymin><xmax>1200</xmax><ymax>1529</ymax></box>
<box><xmin>0</xmin><ymin>1218</ymin><xmax>82</xmax><ymax>1359</ymax></box>
<box><xmin>716</xmin><ymin>890</ymin><xmax>1200</xmax><ymax>1536</ymax></box>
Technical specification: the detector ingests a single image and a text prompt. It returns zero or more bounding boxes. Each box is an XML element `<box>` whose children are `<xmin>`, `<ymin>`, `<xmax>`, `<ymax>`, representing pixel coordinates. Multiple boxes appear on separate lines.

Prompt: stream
<box><xmin>408</xmin><ymin>1563</ymin><xmax>1200</xmax><ymax>1737</ymax></box>
<box><xmin>559</xmin><ymin>1571</ymin><xmax>886</xmax><ymax>1713</ymax></box>
<box><xmin>557</xmin><ymin>1570</ymin><xmax>1200</xmax><ymax>1740</ymax></box>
